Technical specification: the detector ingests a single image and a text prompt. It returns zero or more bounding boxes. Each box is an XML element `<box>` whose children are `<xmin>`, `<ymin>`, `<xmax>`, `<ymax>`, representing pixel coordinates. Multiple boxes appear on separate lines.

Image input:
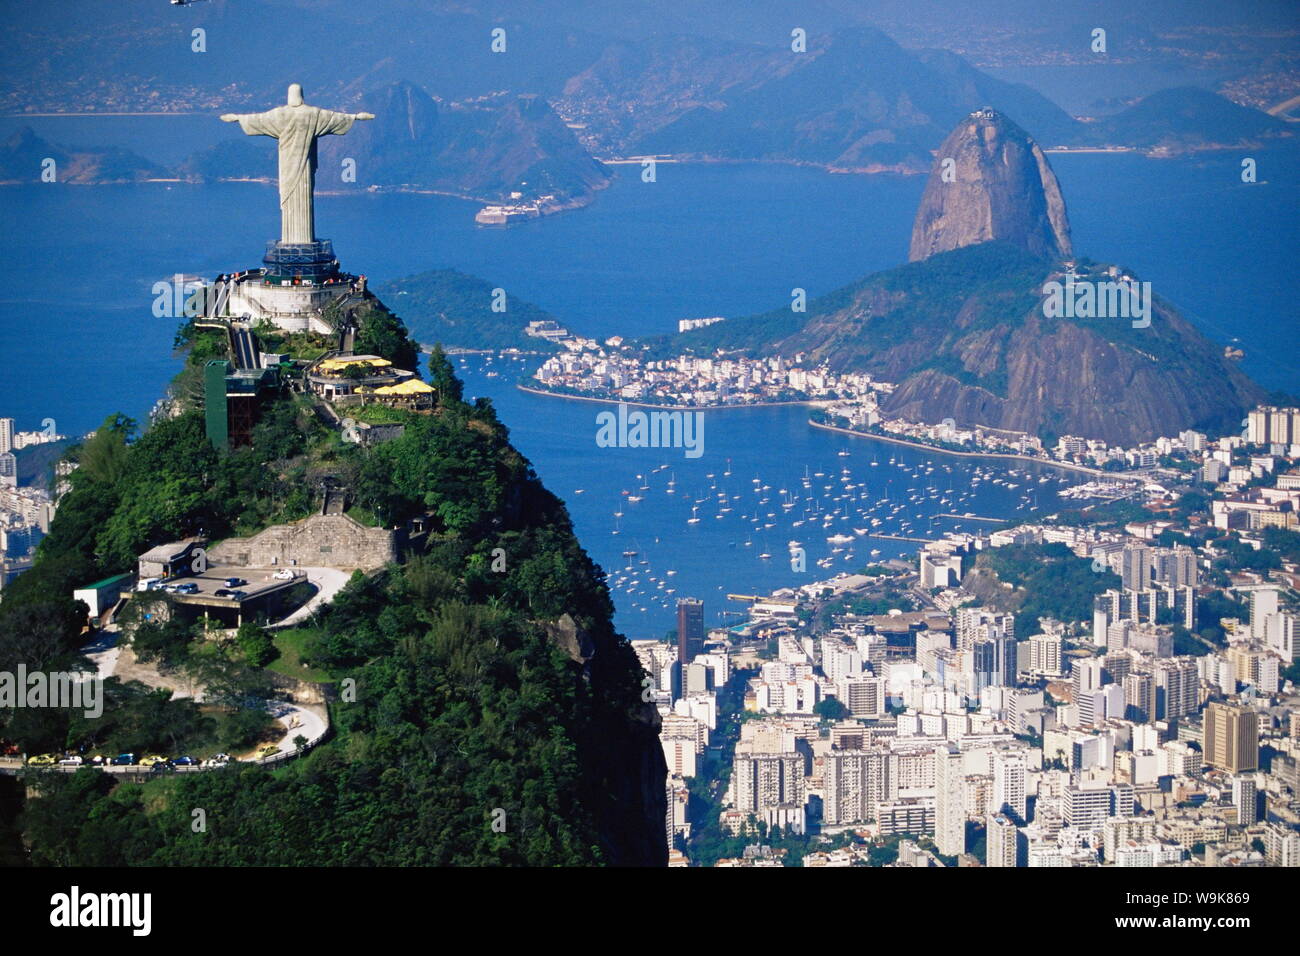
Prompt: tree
<box><xmin>74</xmin><ymin>414</ymin><xmax>135</xmax><ymax>486</ymax></box>
<box><xmin>354</xmin><ymin>304</ymin><xmax>420</xmax><ymax>372</ymax></box>
<box><xmin>428</xmin><ymin>344</ymin><xmax>463</xmax><ymax>404</ymax></box>
<box><xmin>814</xmin><ymin>698</ymin><xmax>848</xmax><ymax>721</ymax></box>
<box><xmin>236</xmin><ymin>622</ymin><xmax>278</xmax><ymax>668</ymax></box>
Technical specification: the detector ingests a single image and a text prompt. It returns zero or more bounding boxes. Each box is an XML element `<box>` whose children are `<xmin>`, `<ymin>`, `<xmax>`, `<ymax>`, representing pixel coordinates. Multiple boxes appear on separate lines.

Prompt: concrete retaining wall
<box><xmin>209</xmin><ymin>513</ymin><xmax>395</xmax><ymax>571</ymax></box>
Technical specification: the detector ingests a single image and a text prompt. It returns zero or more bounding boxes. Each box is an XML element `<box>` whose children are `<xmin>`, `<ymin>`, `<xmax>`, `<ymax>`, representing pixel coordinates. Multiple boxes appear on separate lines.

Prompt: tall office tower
<box><xmin>1120</xmin><ymin>545</ymin><xmax>1151</xmax><ymax>592</ymax></box>
<box><xmin>966</xmin><ymin>639</ymin><xmax>1004</xmax><ymax>698</ymax></box>
<box><xmin>1231</xmin><ymin>776</ymin><xmax>1258</xmax><ymax>826</ymax></box>
<box><xmin>732</xmin><ymin>745</ymin><xmax>805</xmax><ymax>815</ymax></box>
<box><xmin>822</xmin><ymin>749</ymin><xmax>894</xmax><ymax>825</ymax></box>
<box><xmin>1204</xmin><ymin>701</ymin><xmax>1259</xmax><ymax>773</ymax></box>
<box><xmin>676</xmin><ymin>597</ymin><xmax>704</xmax><ymax>663</ymax></box>
<box><xmin>1152</xmin><ymin>657</ymin><xmax>1200</xmax><ymax>720</ymax></box>
<box><xmin>0</xmin><ymin>417</ymin><xmax>13</xmax><ymax>455</ymax></box>
<box><xmin>992</xmin><ymin>749</ymin><xmax>1028</xmax><ymax>822</ymax></box>
<box><xmin>986</xmin><ymin>812</ymin><xmax>1019</xmax><ymax>867</ymax></box>
<box><xmin>1122</xmin><ymin>672</ymin><xmax>1157</xmax><ymax>724</ymax></box>
<box><xmin>934</xmin><ymin>744</ymin><xmax>966</xmax><ymax>857</ymax></box>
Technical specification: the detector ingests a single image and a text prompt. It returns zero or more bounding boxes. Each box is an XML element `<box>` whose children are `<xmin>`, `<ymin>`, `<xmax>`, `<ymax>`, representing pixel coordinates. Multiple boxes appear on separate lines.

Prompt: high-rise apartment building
<box><xmin>1152</xmin><ymin>657</ymin><xmax>1200</xmax><ymax>720</ymax></box>
<box><xmin>986</xmin><ymin>812</ymin><xmax>1019</xmax><ymax>867</ymax></box>
<box><xmin>733</xmin><ymin>744</ymin><xmax>804</xmax><ymax>816</ymax></box>
<box><xmin>822</xmin><ymin>749</ymin><xmax>894</xmax><ymax>825</ymax></box>
<box><xmin>1231</xmin><ymin>775</ymin><xmax>1258</xmax><ymax>826</ymax></box>
<box><xmin>991</xmin><ymin>749</ymin><xmax>1027</xmax><ymax>822</ymax></box>
<box><xmin>934</xmin><ymin>745</ymin><xmax>966</xmax><ymax>857</ymax></box>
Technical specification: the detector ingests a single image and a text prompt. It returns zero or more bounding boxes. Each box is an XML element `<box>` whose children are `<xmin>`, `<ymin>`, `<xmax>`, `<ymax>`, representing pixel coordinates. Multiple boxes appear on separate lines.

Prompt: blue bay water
<box><xmin>1</xmin><ymin>141</ymin><xmax>1296</xmax><ymax>637</ymax></box>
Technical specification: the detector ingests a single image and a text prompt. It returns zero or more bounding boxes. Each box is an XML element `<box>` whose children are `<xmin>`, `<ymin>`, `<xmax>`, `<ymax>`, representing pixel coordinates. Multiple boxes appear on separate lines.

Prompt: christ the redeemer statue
<box><xmin>221</xmin><ymin>84</ymin><xmax>373</xmax><ymax>244</ymax></box>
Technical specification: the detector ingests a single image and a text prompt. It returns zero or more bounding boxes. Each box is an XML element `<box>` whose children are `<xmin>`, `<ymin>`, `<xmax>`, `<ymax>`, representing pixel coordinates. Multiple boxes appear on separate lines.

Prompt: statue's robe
<box><xmin>235</xmin><ymin>105</ymin><xmax>355</xmax><ymax>244</ymax></box>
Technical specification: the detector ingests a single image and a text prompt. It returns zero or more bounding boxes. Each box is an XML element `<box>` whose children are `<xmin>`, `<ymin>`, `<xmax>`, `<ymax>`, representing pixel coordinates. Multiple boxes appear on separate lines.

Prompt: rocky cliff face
<box><xmin>759</xmin><ymin>242</ymin><xmax>1267</xmax><ymax>446</ymax></box>
<box><xmin>909</xmin><ymin>109</ymin><xmax>1072</xmax><ymax>263</ymax></box>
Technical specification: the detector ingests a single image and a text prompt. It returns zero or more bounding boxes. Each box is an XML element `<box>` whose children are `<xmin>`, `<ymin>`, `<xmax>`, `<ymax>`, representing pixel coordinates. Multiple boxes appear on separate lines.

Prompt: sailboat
<box><xmin>688</xmin><ymin>505</ymin><xmax>701</xmax><ymax>525</ymax></box>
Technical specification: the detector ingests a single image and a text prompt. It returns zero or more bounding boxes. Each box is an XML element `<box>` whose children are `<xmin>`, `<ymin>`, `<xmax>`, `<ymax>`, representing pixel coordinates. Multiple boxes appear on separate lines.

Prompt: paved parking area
<box><xmin>148</xmin><ymin>565</ymin><xmax>303</xmax><ymax>600</ymax></box>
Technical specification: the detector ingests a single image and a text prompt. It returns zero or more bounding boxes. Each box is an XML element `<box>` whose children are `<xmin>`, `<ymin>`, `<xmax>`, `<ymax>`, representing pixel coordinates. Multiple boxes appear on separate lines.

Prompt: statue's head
<box><xmin>287</xmin><ymin>83</ymin><xmax>304</xmax><ymax>107</ymax></box>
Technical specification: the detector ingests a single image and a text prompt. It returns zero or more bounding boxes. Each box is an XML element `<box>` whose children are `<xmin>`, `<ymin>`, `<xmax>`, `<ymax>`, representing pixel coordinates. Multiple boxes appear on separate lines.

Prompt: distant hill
<box><xmin>0</xmin><ymin>127</ymin><xmax>165</xmax><ymax>184</ymax></box>
<box><xmin>673</xmin><ymin>241</ymin><xmax>1266</xmax><ymax>445</ymax></box>
<box><xmin>560</xmin><ymin>27</ymin><xmax>1080</xmax><ymax>171</ymax></box>
<box><xmin>375</xmin><ymin>269</ymin><xmax>566</xmax><ymax>351</ymax></box>
<box><xmin>182</xmin><ymin>81</ymin><xmax>611</xmax><ymax>206</ymax></box>
<box><xmin>1082</xmin><ymin>87</ymin><xmax>1293</xmax><ymax>152</ymax></box>
<box><xmin>663</xmin><ymin>108</ymin><xmax>1268</xmax><ymax>446</ymax></box>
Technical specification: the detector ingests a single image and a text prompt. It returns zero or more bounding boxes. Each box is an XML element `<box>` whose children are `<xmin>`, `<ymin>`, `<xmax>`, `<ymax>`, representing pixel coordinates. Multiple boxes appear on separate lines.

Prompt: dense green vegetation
<box><xmin>376</xmin><ymin>269</ymin><xmax>565</xmax><ymax>352</ymax></box>
<box><xmin>975</xmin><ymin>542</ymin><xmax>1119</xmax><ymax>637</ymax></box>
<box><xmin>1</xmin><ymin>314</ymin><xmax>664</xmax><ymax>866</ymax></box>
<box><xmin>648</xmin><ymin>242</ymin><xmax>1050</xmax><ymax>373</ymax></box>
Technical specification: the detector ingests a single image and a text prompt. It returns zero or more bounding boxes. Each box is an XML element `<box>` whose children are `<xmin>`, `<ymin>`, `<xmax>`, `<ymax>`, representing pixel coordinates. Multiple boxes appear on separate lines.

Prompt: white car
<box><xmin>58</xmin><ymin>755</ymin><xmax>84</xmax><ymax>766</ymax></box>
<box><xmin>272</xmin><ymin>569</ymin><xmax>295</xmax><ymax>580</ymax></box>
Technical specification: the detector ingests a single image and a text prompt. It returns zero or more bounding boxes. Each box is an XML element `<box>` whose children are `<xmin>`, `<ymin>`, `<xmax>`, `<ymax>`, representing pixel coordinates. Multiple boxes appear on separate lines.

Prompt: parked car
<box><xmin>26</xmin><ymin>753</ymin><xmax>58</xmax><ymax>766</ymax></box>
<box><xmin>87</xmin><ymin>754</ymin><xmax>107</xmax><ymax>766</ymax></box>
<box><xmin>139</xmin><ymin>754</ymin><xmax>169</xmax><ymax>767</ymax></box>
<box><xmin>57</xmin><ymin>755</ymin><xmax>84</xmax><ymax>766</ymax></box>
<box><xmin>174</xmin><ymin>583</ymin><xmax>199</xmax><ymax>595</ymax></box>
<box><xmin>272</xmin><ymin>569</ymin><xmax>295</xmax><ymax>580</ymax></box>
<box><xmin>149</xmin><ymin>762</ymin><xmax>175</xmax><ymax>773</ymax></box>
<box><xmin>172</xmin><ymin>756</ymin><xmax>199</xmax><ymax>766</ymax></box>
<box><xmin>213</xmin><ymin>588</ymin><xmax>233</xmax><ymax>597</ymax></box>
<box><xmin>223</xmin><ymin>577</ymin><xmax>247</xmax><ymax>587</ymax></box>
<box><xmin>228</xmin><ymin>590</ymin><xmax>248</xmax><ymax>600</ymax></box>
<box><xmin>257</xmin><ymin>745</ymin><xmax>281</xmax><ymax>758</ymax></box>
<box><xmin>111</xmin><ymin>753</ymin><xmax>136</xmax><ymax>766</ymax></box>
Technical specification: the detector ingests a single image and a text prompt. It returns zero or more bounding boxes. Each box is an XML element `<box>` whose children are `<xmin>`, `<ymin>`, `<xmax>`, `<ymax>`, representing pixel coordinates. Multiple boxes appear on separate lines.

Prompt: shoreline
<box><xmin>519</xmin><ymin>383</ymin><xmax>1134</xmax><ymax>478</ymax></box>
<box><xmin>516</xmin><ymin>383</ymin><xmax>821</xmax><ymax>413</ymax></box>
<box><xmin>808</xmin><ymin>419</ymin><xmax>1118</xmax><ymax>477</ymax></box>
